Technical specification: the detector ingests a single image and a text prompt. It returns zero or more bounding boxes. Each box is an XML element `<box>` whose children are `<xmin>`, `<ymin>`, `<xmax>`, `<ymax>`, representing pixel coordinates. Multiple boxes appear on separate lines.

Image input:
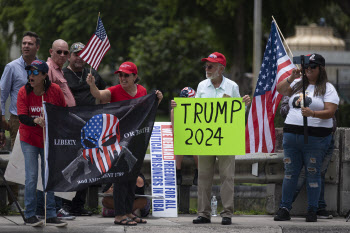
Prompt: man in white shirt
<box><xmin>171</xmin><ymin>52</ymin><xmax>251</xmax><ymax>225</ymax></box>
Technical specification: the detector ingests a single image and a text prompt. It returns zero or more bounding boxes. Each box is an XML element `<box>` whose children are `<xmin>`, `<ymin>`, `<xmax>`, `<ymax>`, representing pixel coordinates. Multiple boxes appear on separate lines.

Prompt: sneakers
<box><xmin>57</xmin><ymin>208</ymin><xmax>76</xmax><ymax>220</ymax></box>
<box><xmin>46</xmin><ymin>217</ymin><xmax>68</xmax><ymax>227</ymax></box>
<box><xmin>274</xmin><ymin>208</ymin><xmax>291</xmax><ymax>221</ymax></box>
<box><xmin>193</xmin><ymin>169</ymin><xmax>198</xmax><ymax>186</ymax></box>
<box><xmin>317</xmin><ymin>209</ymin><xmax>333</xmax><ymax>219</ymax></box>
<box><xmin>71</xmin><ymin>208</ymin><xmax>93</xmax><ymax>216</ymax></box>
<box><xmin>25</xmin><ymin>216</ymin><xmax>44</xmax><ymax>227</ymax></box>
<box><xmin>306</xmin><ymin>211</ymin><xmax>317</xmax><ymax>222</ymax></box>
<box><xmin>176</xmin><ymin>169</ymin><xmax>182</xmax><ymax>185</ymax></box>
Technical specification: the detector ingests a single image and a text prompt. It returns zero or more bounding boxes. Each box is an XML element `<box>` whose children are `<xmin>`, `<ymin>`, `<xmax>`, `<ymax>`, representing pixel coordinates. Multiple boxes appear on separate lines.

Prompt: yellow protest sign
<box><xmin>173</xmin><ymin>98</ymin><xmax>245</xmax><ymax>156</ymax></box>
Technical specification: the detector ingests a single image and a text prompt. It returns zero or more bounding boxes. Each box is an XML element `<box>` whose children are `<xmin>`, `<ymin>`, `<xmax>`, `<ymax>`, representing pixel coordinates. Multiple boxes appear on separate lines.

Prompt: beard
<box><xmin>206</xmin><ymin>69</ymin><xmax>220</xmax><ymax>80</ymax></box>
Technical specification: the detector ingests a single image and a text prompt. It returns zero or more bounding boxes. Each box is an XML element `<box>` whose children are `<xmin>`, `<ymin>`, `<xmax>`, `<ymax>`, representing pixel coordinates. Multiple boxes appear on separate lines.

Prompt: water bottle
<box><xmin>211</xmin><ymin>196</ymin><xmax>217</xmax><ymax>216</ymax></box>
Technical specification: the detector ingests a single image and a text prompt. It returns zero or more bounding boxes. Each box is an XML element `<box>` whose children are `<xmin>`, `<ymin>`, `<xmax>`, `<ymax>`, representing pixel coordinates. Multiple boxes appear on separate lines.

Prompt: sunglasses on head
<box><xmin>56</xmin><ymin>50</ymin><xmax>69</xmax><ymax>55</ymax></box>
<box><xmin>73</xmin><ymin>44</ymin><xmax>84</xmax><ymax>50</ymax></box>
<box><xmin>304</xmin><ymin>63</ymin><xmax>319</xmax><ymax>69</ymax></box>
<box><xmin>27</xmin><ymin>70</ymin><xmax>40</xmax><ymax>76</ymax></box>
<box><xmin>118</xmin><ymin>73</ymin><xmax>133</xmax><ymax>78</ymax></box>
<box><xmin>203</xmin><ymin>64</ymin><xmax>215</xmax><ymax>70</ymax></box>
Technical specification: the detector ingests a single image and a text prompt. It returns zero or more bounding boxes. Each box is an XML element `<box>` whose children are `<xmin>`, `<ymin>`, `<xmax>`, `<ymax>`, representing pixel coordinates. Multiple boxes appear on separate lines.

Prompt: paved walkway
<box><xmin>1</xmin><ymin>214</ymin><xmax>350</xmax><ymax>233</ymax></box>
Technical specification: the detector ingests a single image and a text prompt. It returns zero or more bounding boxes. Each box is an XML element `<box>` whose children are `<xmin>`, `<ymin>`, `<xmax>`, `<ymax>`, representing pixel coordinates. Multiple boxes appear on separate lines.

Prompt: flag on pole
<box><xmin>246</xmin><ymin>21</ymin><xmax>296</xmax><ymax>153</ymax></box>
<box><xmin>43</xmin><ymin>93</ymin><xmax>159</xmax><ymax>192</ymax></box>
<box><xmin>78</xmin><ymin>16</ymin><xmax>111</xmax><ymax>70</ymax></box>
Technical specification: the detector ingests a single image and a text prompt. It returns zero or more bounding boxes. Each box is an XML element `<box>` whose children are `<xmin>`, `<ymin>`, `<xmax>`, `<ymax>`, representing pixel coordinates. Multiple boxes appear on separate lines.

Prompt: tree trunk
<box><xmin>229</xmin><ymin>4</ymin><xmax>251</xmax><ymax>96</ymax></box>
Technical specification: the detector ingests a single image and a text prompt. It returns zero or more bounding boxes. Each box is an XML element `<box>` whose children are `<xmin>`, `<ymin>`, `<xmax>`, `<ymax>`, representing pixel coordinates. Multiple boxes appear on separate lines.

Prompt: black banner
<box><xmin>44</xmin><ymin>93</ymin><xmax>158</xmax><ymax>192</ymax></box>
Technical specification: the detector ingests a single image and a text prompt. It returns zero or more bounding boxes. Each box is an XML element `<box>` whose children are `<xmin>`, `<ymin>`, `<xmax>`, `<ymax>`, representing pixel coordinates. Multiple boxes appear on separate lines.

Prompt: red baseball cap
<box><xmin>201</xmin><ymin>52</ymin><xmax>226</xmax><ymax>67</ymax></box>
<box><xmin>114</xmin><ymin>62</ymin><xmax>138</xmax><ymax>74</ymax></box>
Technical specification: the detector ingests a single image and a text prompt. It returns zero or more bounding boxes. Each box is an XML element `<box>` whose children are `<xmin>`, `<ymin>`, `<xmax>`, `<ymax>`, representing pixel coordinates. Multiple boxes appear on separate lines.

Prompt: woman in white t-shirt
<box><xmin>273</xmin><ymin>54</ymin><xmax>339</xmax><ymax>222</ymax></box>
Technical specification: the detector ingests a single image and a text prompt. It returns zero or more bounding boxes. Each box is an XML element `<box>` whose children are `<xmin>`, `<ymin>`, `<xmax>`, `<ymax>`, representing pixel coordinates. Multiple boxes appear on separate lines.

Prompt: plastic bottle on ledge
<box><xmin>211</xmin><ymin>196</ymin><xmax>217</xmax><ymax>216</ymax></box>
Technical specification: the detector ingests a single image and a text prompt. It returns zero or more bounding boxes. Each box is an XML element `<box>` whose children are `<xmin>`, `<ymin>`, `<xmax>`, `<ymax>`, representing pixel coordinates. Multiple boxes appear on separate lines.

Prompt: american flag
<box><xmin>78</xmin><ymin>17</ymin><xmax>111</xmax><ymax>70</ymax></box>
<box><xmin>246</xmin><ymin>21</ymin><xmax>295</xmax><ymax>153</ymax></box>
<box><xmin>81</xmin><ymin>114</ymin><xmax>121</xmax><ymax>174</ymax></box>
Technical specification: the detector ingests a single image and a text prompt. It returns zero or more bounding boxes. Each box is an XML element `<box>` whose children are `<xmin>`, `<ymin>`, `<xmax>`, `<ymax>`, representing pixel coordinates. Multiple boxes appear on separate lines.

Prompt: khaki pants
<box><xmin>197</xmin><ymin>156</ymin><xmax>235</xmax><ymax>219</ymax></box>
<box><xmin>9</xmin><ymin>114</ymin><xmax>20</xmax><ymax>150</ymax></box>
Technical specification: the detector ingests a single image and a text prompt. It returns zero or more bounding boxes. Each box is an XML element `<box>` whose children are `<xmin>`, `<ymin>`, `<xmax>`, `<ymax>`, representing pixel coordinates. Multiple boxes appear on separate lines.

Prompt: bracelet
<box><xmin>313</xmin><ymin>111</ymin><xmax>316</xmax><ymax>117</ymax></box>
<box><xmin>286</xmin><ymin>77</ymin><xmax>292</xmax><ymax>84</ymax></box>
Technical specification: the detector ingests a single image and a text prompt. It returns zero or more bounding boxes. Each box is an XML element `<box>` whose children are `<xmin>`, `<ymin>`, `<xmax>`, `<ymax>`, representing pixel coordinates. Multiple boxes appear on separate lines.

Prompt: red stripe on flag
<box><xmin>93</xmin><ymin>40</ymin><xmax>110</xmax><ymax>70</ymax></box>
<box><xmin>251</xmin><ymin>99</ymin><xmax>259</xmax><ymax>152</ymax></box>
<box><xmin>103</xmin><ymin>146</ymin><xmax>112</xmax><ymax>169</ymax></box>
<box><xmin>102</xmin><ymin>114</ymin><xmax>111</xmax><ymax>144</ymax></box>
<box><xmin>110</xmin><ymin>144</ymin><xmax>116</xmax><ymax>151</ymax></box>
<box><xmin>96</xmin><ymin>150</ymin><xmax>106</xmax><ymax>173</ymax></box>
<box><xmin>86</xmin><ymin>38</ymin><xmax>102</xmax><ymax>65</ymax></box>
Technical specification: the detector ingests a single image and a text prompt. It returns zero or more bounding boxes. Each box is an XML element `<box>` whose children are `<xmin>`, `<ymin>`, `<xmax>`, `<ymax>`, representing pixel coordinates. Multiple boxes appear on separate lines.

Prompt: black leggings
<box><xmin>113</xmin><ymin>177</ymin><xmax>137</xmax><ymax>216</ymax></box>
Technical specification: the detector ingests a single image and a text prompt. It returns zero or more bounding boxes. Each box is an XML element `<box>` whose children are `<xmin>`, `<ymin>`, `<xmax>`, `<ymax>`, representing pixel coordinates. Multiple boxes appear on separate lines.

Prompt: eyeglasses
<box><xmin>27</xmin><ymin>70</ymin><xmax>40</xmax><ymax>76</ymax></box>
<box><xmin>118</xmin><ymin>73</ymin><xmax>132</xmax><ymax>78</ymax></box>
<box><xmin>203</xmin><ymin>65</ymin><xmax>215</xmax><ymax>70</ymax></box>
<box><xmin>56</xmin><ymin>50</ymin><xmax>69</xmax><ymax>55</ymax></box>
<box><xmin>304</xmin><ymin>63</ymin><xmax>319</xmax><ymax>69</ymax></box>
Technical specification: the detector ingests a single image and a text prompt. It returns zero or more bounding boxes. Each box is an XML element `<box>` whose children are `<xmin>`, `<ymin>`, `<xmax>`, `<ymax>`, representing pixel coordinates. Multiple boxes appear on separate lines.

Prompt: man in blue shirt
<box><xmin>0</xmin><ymin>31</ymin><xmax>40</xmax><ymax>149</ymax></box>
<box><xmin>0</xmin><ymin>31</ymin><xmax>40</xmax><ymax>209</ymax></box>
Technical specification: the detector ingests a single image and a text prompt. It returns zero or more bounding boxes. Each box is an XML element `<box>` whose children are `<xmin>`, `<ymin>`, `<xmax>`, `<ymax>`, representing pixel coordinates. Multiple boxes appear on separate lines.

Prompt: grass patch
<box><xmin>237</xmin><ymin>183</ymin><xmax>267</xmax><ymax>186</ymax></box>
<box><xmin>85</xmin><ymin>206</ymin><xmax>101</xmax><ymax>215</ymax></box>
<box><xmin>234</xmin><ymin>210</ymin><xmax>267</xmax><ymax>215</ymax></box>
<box><xmin>0</xmin><ymin>205</ymin><xmax>10</xmax><ymax>215</ymax></box>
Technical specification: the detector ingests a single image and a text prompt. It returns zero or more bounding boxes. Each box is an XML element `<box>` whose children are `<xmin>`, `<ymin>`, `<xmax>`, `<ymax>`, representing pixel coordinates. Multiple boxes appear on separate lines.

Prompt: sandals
<box><xmin>114</xmin><ymin>218</ymin><xmax>137</xmax><ymax>226</ymax></box>
<box><xmin>132</xmin><ymin>216</ymin><xmax>147</xmax><ymax>224</ymax></box>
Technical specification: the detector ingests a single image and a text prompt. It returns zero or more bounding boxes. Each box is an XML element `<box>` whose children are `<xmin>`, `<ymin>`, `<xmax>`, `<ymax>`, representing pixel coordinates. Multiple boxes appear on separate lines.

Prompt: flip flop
<box><xmin>114</xmin><ymin>218</ymin><xmax>137</xmax><ymax>226</ymax></box>
<box><xmin>132</xmin><ymin>216</ymin><xmax>147</xmax><ymax>224</ymax></box>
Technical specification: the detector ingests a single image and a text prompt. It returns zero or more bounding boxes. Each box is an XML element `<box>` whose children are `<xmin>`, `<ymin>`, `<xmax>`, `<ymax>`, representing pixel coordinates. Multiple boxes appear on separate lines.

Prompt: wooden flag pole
<box><xmin>272</xmin><ymin>16</ymin><xmax>293</xmax><ymax>57</ymax></box>
<box><xmin>272</xmin><ymin>16</ymin><xmax>307</xmax><ymax>143</ymax></box>
<box><xmin>42</xmin><ymin>96</ymin><xmax>47</xmax><ymax>226</ymax></box>
<box><xmin>90</xmin><ymin>12</ymin><xmax>101</xmax><ymax>74</ymax></box>
<box><xmin>272</xmin><ymin>16</ymin><xmax>300</xmax><ymax>69</ymax></box>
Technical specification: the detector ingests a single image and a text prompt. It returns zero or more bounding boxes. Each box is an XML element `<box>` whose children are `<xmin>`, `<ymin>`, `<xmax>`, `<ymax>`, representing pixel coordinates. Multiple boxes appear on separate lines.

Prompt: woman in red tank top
<box><xmin>87</xmin><ymin>61</ymin><xmax>162</xmax><ymax>226</ymax></box>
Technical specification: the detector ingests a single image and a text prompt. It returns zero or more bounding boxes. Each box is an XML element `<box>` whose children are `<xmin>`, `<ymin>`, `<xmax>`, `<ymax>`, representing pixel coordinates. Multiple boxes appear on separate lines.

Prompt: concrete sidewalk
<box><xmin>0</xmin><ymin>214</ymin><xmax>350</xmax><ymax>233</ymax></box>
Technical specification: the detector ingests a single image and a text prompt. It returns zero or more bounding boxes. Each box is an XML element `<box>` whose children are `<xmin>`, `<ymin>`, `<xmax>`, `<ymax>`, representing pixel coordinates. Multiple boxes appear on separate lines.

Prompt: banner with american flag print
<box><xmin>43</xmin><ymin>93</ymin><xmax>158</xmax><ymax>192</ymax></box>
<box><xmin>78</xmin><ymin>16</ymin><xmax>111</xmax><ymax>70</ymax></box>
<box><xmin>246</xmin><ymin>21</ymin><xmax>295</xmax><ymax>153</ymax></box>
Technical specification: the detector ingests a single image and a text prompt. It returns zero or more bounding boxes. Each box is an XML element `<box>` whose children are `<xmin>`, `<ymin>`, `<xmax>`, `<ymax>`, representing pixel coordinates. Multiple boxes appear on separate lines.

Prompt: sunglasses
<box><xmin>72</xmin><ymin>44</ymin><xmax>84</xmax><ymax>50</ymax></box>
<box><xmin>304</xmin><ymin>63</ymin><xmax>319</xmax><ymax>69</ymax></box>
<box><xmin>203</xmin><ymin>65</ymin><xmax>216</xmax><ymax>70</ymax></box>
<box><xmin>27</xmin><ymin>70</ymin><xmax>40</xmax><ymax>76</ymax></box>
<box><xmin>118</xmin><ymin>73</ymin><xmax>133</xmax><ymax>78</ymax></box>
<box><xmin>56</xmin><ymin>50</ymin><xmax>69</xmax><ymax>55</ymax></box>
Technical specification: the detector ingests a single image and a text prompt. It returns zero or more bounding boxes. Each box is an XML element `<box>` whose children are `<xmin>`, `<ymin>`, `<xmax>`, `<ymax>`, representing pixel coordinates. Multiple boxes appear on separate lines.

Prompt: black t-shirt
<box><xmin>63</xmin><ymin>67</ymin><xmax>106</xmax><ymax>106</ymax></box>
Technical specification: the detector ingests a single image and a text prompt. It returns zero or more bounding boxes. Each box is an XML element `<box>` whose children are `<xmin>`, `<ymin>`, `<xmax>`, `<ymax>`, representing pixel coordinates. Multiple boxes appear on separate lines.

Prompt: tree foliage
<box><xmin>0</xmin><ymin>0</ymin><xmax>349</xmax><ymax>111</ymax></box>
<box><xmin>129</xmin><ymin>14</ymin><xmax>215</xmax><ymax>110</ymax></box>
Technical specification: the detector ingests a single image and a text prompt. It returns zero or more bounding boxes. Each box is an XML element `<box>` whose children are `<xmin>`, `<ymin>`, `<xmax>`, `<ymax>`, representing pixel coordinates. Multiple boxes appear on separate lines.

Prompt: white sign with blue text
<box><xmin>150</xmin><ymin>122</ymin><xmax>178</xmax><ymax>217</ymax></box>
